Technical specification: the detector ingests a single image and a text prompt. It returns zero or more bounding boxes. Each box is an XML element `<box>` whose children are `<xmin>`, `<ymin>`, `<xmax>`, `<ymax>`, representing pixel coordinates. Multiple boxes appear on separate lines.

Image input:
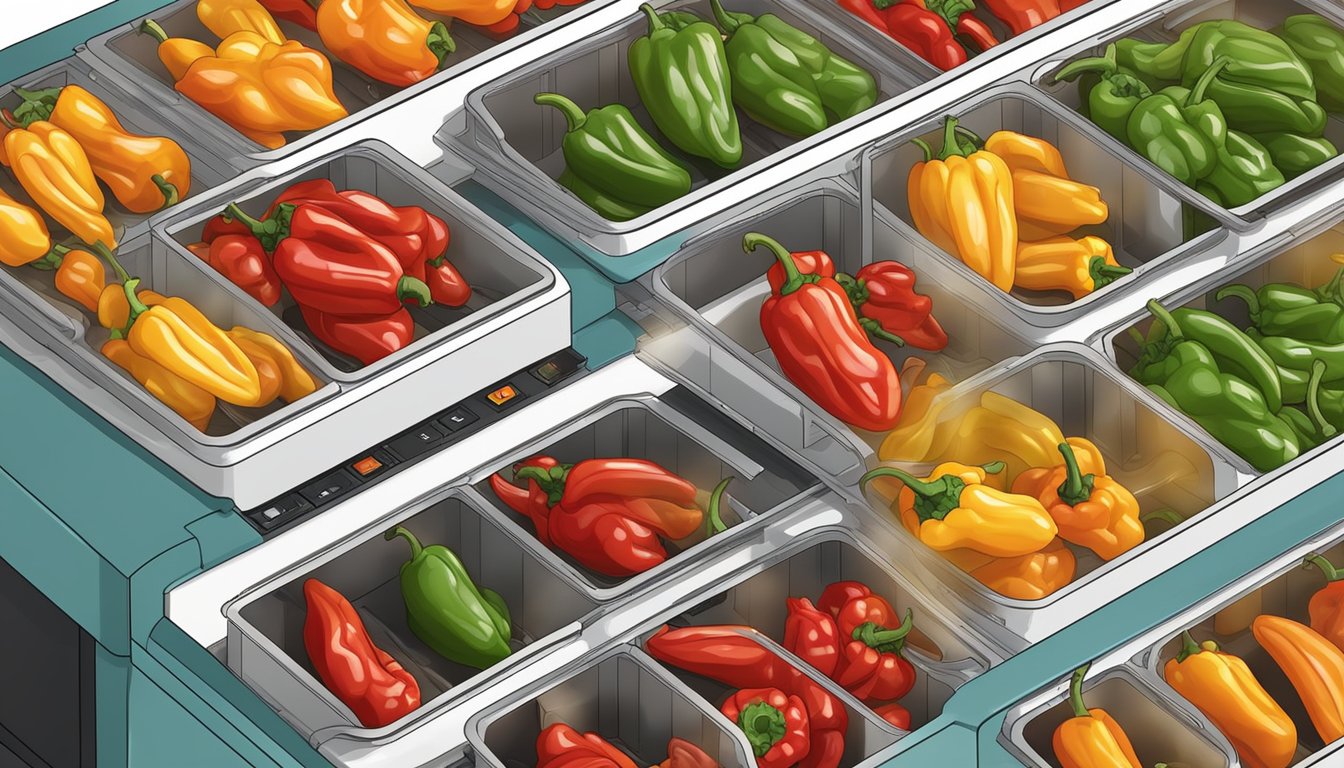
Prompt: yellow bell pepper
<box><xmin>197</xmin><ymin>0</ymin><xmax>286</xmax><ymax>44</ymax></box>
<box><xmin>98</xmin><ymin>283</ymin><xmax>166</xmax><ymax>334</ymax></box>
<box><xmin>984</xmin><ymin>129</ymin><xmax>1109</xmax><ymax>241</ymax></box>
<box><xmin>950</xmin><ymin>391</ymin><xmax>1066</xmax><ymax>481</ymax></box>
<box><xmin>970</xmin><ymin>538</ymin><xmax>1076</xmax><ymax>601</ymax></box>
<box><xmin>1015</xmin><ymin>236</ymin><xmax>1130</xmax><ymax>299</ymax></box>
<box><xmin>103</xmin><ymin>339</ymin><xmax>216</xmax><ymax>432</ymax></box>
<box><xmin>227</xmin><ymin>326</ymin><xmax>317</xmax><ymax>403</ymax></box>
<box><xmin>2</xmin><ymin>120</ymin><xmax>116</xmax><ymax>248</ymax></box>
<box><xmin>860</xmin><ymin>461</ymin><xmax>1057</xmax><ymax>557</ymax></box>
<box><xmin>140</xmin><ymin>22</ymin><xmax>216</xmax><ymax>81</ymax></box>
<box><xmin>228</xmin><ymin>330</ymin><xmax>283</xmax><ymax>408</ymax></box>
<box><xmin>878</xmin><ymin>368</ymin><xmax>954</xmax><ymax>462</ymax></box>
<box><xmin>909</xmin><ymin>116</ymin><xmax>1016</xmax><ymax>292</ymax></box>
<box><xmin>1253</xmin><ymin>615</ymin><xmax>1344</xmax><ymax>744</ymax></box>
<box><xmin>1012</xmin><ymin>440</ymin><xmax>1144</xmax><ymax>561</ymax></box>
<box><xmin>1052</xmin><ymin>664</ymin><xmax>1142</xmax><ymax>768</ymax></box>
<box><xmin>0</xmin><ymin>189</ymin><xmax>61</xmax><ymax>267</ymax></box>
<box><xmin>1164</xmin><ymin>632</ymin><xmax>1296</xmax><ymax>768</ymax></box>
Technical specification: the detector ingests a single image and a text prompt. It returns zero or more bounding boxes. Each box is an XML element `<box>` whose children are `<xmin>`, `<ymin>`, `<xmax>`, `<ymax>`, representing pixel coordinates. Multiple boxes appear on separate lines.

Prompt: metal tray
<box><xmin>442</xmin><ymin>0</ymin><xmax>922</xmax><ymax>257</ymax></box>
<box><xmin>80</xmin><ymin>0</ymin><xmax>622</xmax><ymax>167</ymax></box>
<box><xmin>1032</xmin><ymin>0</ymin><xmax>1344</xmax><ymax>229</ymax></box>
<box><xmin>466</xmin><ymin>394</ymin><xmax>824</xmax><ymax>600</ymax></box>
<box><xmin>225</xmin><ymin>486</ymin><xmax>598</xmax><ymax>740</ymax></box>
<box><xmin>862</xmin><ymin>81</ymin><xmax>1230</xmax><ymax>328</ymax></box>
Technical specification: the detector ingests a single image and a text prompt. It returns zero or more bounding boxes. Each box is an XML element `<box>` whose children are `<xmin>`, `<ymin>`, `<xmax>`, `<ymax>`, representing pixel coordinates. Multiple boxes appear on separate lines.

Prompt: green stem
<box><xmin>639</xmin><ymin>3</ymin><xmax>664</xmax><ymax>33</ymax></box>
<box><xmin>936</xmin><ymin>116</ymin><xmax>968</xmax><ymax>161</ymax></box>
<box><xmin>427</xmin><ymin>21</ymin><xmax>456</xmax><ymax>67</ymax></box>
<box><xmin>139</xmin><ymin>18</ymin><xmax>169</xmax><ymax>44</ymax></box>
<box><xmin>953</xmin><ymin>124</ymin><xmax>986</xmax><ymax>149</ymax></box>
<box><xmin>1185</xmin><ymin>56</ymin><xmax>1229</xmax><ymax>107</ymax></box>
<box><xmin>28</xmin><ymin>243</ymin><xmax>71</xmax><ymax>271</ymax></box>
<box><xmin>1307</xmin><ymin>359</ymin><xmax>1337</xmax><ymax>439</ymax></box>
<box><xmin>223</xmin><ymin>203</ymin><xmax>267</xmax><ymax>236</ymax></box>
<box><xmin>744</xmin><ymin>233</ymin><xmax>803</xmax><ymax>296</ymax></box>
<box><xmin>1141</xmin><ymin>508</ymin><xmax>1183</xmax><ymax>526</ymax></box>
<box><xmin>153</xmin><ymin>175</ymin><xmax>179</xmax><ymax>208</ymax></box>
<box><xmin>859</xmin><ymin>318</ymin><xmax>906</xmax><ymax>347</ymax></box>
<box><xmin>1067</xmin><ymin>663</ymin><xmax>1090</xmax><ymax>719</ymax></box>
<box><xmin>120</xmin><ymin>277</ymin><xmax>149</xmax><ymax>335</ymax></box>
<box><xmin>1054</xmin><ymin>442</ymin><xmax>1093</xmax><ymax>506</ymax></box>
<box><xmin>1174</xmin><ymin>630</ymin><xmax>1204</xmax><ymax>663</ymax></box>
<box><xmin>1090</xmin><ymin>259</ymin><xmax>1132</xmax><ymax>290</ymax></box>
<box><xmin>1146</xmin><ymin>299</ymin><xmax>1183</xmax><ymax>341</ymax></box>
<box><xmin>737</xmin><ymin>700</ymin><xmax>786</xmax><ymax>758</ymax></box>
<box><xmin>853</xmin><ymin>610</ymin><xmax>914</xmax><ymax>654</ymax></box>
<box><xmin>514</xmin><ymin>464</ymin><xmax>570</xmax><ymax>507</ymax></box>
<box><xmin>910</xmin><ymin>137</ymin><xmax>934</xmax><ymax>163</ymax></box>
<box><xmin>859</xmin><ymin>462</ymin><xmax>1004</xmax><ymax>523</ymax></box>
<box><xmin>1214</xmin><ymin>284</ymin><xmax>1261</xmax><ymax>316</ymax></box>
<box><xmin>534</xmin><ymin>92</ymin><xmax>587</xmax><ymax>132</ymax></box>
<box><xmin>706</xmin><ymin>477</ymin><xmax>732</xmax><ymax>536</ymax></box>
<box><xmin>1054</xmin><ymin>43</ymin><xmax>1118</xmax><ymax>82</ymax></box>
<box><xmin>397</xmin><ymin>276</ymin><xmax>433</xmax><ymax>308</ymax></box>
<box><xmin>707</xmin><ymin>0</ymin><xmax>740</xmax><ymax>33</ymax></box>
<box><xmin>384</xmin><ymin>525</ymin><xmax>424</xmax><ymax>560</ymax></box>
<box><xmin>1305</xmin><ymin>553</ymin><xmax>1344</xmax><ymax>582</ymax></box>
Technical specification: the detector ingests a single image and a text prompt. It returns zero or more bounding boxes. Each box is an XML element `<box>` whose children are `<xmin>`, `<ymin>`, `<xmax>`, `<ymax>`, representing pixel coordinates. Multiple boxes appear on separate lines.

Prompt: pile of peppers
<box><xmin>490</xmin><ymin>456</ymin><xmax>732</xmax><ymax>578</ymax></box>
<box><xmin>837</xmin><ymin>0</ymin><xmax>1089</xmax><ymax>72</ymax></box>
<box><xmin>197</xmin><ymin>178</ymin><xmax>470</xmax><ymax>365</ymax></box>
<box><xmin>537</xmin><ymin>0</ymin><xmax>878</xmax><ymax>220</ymax></box>
<box><xmin>535</xmin><ymin>724</ymin><xmax>719</xmax><ymax>768</ymax></box>
<box><xmin>909</xmin><ymin>115</ymin><xmax>1131</xmax><ymax>300</ymax></box>
<box><xmin>1056</xmin><ymin>15</ymin><xmax>1344</xmax><ymax>207</ymax></box>
<box><xmin>867</xmin><ymin>390</ymin><xmax>1150</xmax><ymax>600</ymax></box>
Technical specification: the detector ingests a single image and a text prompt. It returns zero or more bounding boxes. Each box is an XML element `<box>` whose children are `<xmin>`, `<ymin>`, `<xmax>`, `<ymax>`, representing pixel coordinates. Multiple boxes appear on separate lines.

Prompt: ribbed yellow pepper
<box><xmin>197</xmin><ymin>0</ymin><xmax>286</xmax><ymax>44</ymax></box>
<box><xmin>1164</xmin><ymin>632</ymin><xmax>1296</xmax><ymax>768</ymax></box>
<box><xmin>1015</xmin><ymin>236</ymin><xmax>1130</xmax><ymax>299</ymax></box>
<box><xmin>3</xmin><ymin>120</ymin><xmax>116</xmax><ymax>248</ymax></box>
<box><xmin>0</xmin><ymin>189</ymin><xmax>61</xmax><ymax>267</ymax></box>
<box><xmin>984</xmin><ymin>129</ymin><xmax>1109</xmax><ymax>241</ymax></box>
<box><xmin>949</xmin><ymin>392</ymin><xmax>1066</xmax><ymax>481</ymax></box>
<box><xmin>227</xmin><ymin>326</ymin><xmax>318</xmax><ymax>403</ymax></box>
<box><xmin>860</xmin><ymin>461</ymin><xmax>1057</xmax><ymax>557</ymax></box>
<box><xmin>103</xmin><ymin>339</ymin><xmax>216</xmax><ymax>432</ymax></box>
<box><xmin>1052</xmin><ymin>664</ymin><xmax>1142</xmax><ymax>768</ymax></box>
<box><xmin>878</xmin><ymin>368</ymin><xmax>954</xmax><ymax>462</ymax></box>
<box><xmin>1253</xmin><ymin>615</ymin><xmax>1344</xmax><ymax>744</ymax></box>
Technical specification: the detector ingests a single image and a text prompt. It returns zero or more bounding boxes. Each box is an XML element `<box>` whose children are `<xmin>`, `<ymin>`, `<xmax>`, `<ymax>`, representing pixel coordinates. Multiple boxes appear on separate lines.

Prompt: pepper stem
<box><xmin>1185</xmin><ymin>56</ymin><xmax>1230</xmax><ymax>108</ymax></box>
<box><xmin>639</xmin><ymin>3</ymin><xmax>664</xmax><ymax>32</ymax></box>
<box><xmin>28</xmin><ymin>243</ymin><xmax>71</xmax><ymax>271</ymax></box>
<box><xmin>1146</xmin><ymin>299</ymin><xmax>1183</xmax><ymax>341</ymax></box>
<box><xmin>1174</xmin><ymin>630</ymin><xmax>1204</xmax><ymax>663</ymax></box>
<box><xmin>936</xmin><ymin>116</ymin><xmax>971</xmax><ymax>161</ymax></box>
<box><xmin>1305</xmin><ymin>553</ymin><xmax>1344</xmax><ymax>583</ymax></box>
<box><xmin>514</xmin><ymin>464</ymin><xmax>571</xmax><ymax>507</ymax></box>
<box><xmin>139</xmin><ymin>18</ymin><xmax>170</xmax><ymax>44</ymax></box>
<box><xmin>1306</xmin><ymin>359</ymin><xmax>1337</xmax><ymax>439</ymax></box>
<box><xmin>1140</xmin><ymin>508</ymin><xmax>1183</xmax><ymax>526</ymax></box>
<box><xmin>223</xmin><ymin>202</ymin><xmax>291</xmax><ymax>253</ymax></box>
<box><xmin>859</xmin><ymin>317</ymin><xmax>906</xmax><ymax>347</ymax></box>
<box><xmin>427</xmin><ymin>21</ymin><xmax>456</xmax><ymax>67</ymax></box>
<box><xmin>1089</xmin><ymin>258</ymin><xmax>1132</xmax><ymax>290</ymax></box>
<box><xmin>1053</xmin><ymin>43</ymin><xmax>1118</xmax><ymax>83</ymax></box>
<box><xmin>744</xmin><ymin>233</ymin><xmax>804</xmax><ymax>296</ymax></box>
<box><xmin>706</xmin><ymin>477</ymin><xmax>732</xmax><ymax>536</ymax></box>
<box><xmin>12</xmin><ymin>86</ymin><xmax>60</xmax><ymax>126</ymax></box>
<box><xmin>1214</xmin><ymin>284</ymin><xmax>1261</xmax><ymax>317</ymax></box>
<box><xmin>853</xmin><ymin>609</ymin><xmax>914</xmax><ymax>654</ymax></box>
<box><xmin>1318</xmin><ymin>267</ymin><xmax>1344</xmax><ymax>304</ymax></box>
<box><xmin>120</xmin><ymin>276</ymin><xmax>150</xmax><ymax>334</ymax></box>
<box><xmin>1055</xmin><ymin>443</ymin><xmax>1095</xmax><ymax>506</ymax></box>
<box><xmin>534</xmin><ymin>92</ymin><xmax>588</xmax><ymax>132</ymax></box>
<box><xmin>398</xmin><ymin>276</ymin><xmax>433</xmax><ymax>308</ymax></box>
<box><xmin>859</xmin><ymin>462</ymin><xmax>1004</xmax><ymax>523</ymax></box>
<box><xmin>1067</xmin><ymin>663</ymin><xmax>1091</xmax><ymax>719</ymax></box>
<box><xmin>153</xmin><ymin>174</ymin><xmax>180</xmax><ymax>209</ymax></box>
<box><xmin>910</xmin><ymin>137</ymin><xmax>934</xmax><ymax>163</ymax></box>
<box><xmin>708</xmin><ymin>0</ymin><xmax>741</xmax><ymax>33</ymax></box>
<box><xmin>384</xmin><ymin>525</ymin><xmax>424</xmax><ymax>560</ymax></box>
<box><xmin>737</xmin><ymin>700</ymin><xmax>786</xmax><ymax>758</ymax></box>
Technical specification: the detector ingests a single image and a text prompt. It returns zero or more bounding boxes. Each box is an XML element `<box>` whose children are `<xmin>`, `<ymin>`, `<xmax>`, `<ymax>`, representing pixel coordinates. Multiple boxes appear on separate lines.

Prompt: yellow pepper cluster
<box><xmin>140</xmin><ymin>0</ymin><xmax>348</xmax><ymax>149</ymax></box>
<box><xmin>866</xmin><ymin>384</ymin><xmax>1150</xmax><ymax>601</ymax></box>
<box><xmin>908</xmin><ymin>115</ymin><xmax>1130</xmax><ymax>300</ymax></box>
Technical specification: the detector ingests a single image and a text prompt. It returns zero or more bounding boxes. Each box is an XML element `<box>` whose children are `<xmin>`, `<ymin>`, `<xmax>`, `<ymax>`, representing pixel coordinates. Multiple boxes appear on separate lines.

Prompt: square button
<box><xmin>388</xmin><ymin>423</ymin><xmax>445</xmax><ymax>460</ymax></box>
<box><xmin>439</xmin><ymin>407</ymin><xmax>479</xmax><ymax>433</ymax></box>
<box><xmin>298</xmin><ymin>471</ymin><xmax>359</xmax><ymax>507</ymax></box>
<box><xmin>485</xmin><ymin>384</ymin><xmax>524</xmax><ymax>409</ymax></box>
<box><xmin>352</xmin><ymin>455</ymin><xmax>383</xmax><ymax>477</ymax></box>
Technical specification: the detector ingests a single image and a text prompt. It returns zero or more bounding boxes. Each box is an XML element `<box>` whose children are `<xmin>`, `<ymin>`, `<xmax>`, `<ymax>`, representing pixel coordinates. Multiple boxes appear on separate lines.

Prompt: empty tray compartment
<box><xmin>866</xmin><ymin>84</ymin><xmax>1226</xmax><ymax>316</ymax></box>
<box><xmin>664</xmin><ymin>529</ymin><xmax>992</xmax><ymax>732</ymax></box>
<box><xmin>161</xmin><ymin>140</ymin><xmax>552</xmax><ymax>380</ymax></box>
<box><xmin>472</xmin><ymin>646</ymin><xmax>755</xmax><ymax>768</ymax></box>
<box><xmin>472</xmin><ymin>392</ymin><xmax>821</xmax><ymax>597</ymax></box>
<box><xmin>226</xmin><ymin>487</ymin><xmax>599</xmax><ymax>738</ymax></box>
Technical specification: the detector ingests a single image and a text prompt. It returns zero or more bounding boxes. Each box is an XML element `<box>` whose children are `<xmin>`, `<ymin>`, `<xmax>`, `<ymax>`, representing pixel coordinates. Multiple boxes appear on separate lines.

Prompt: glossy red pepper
<box><xmin>754</xmin><ymin>233</ymin><xmax>902</xmax><ymax>433</ymax></box>
<box><xmin>821</xmin><ymin>582</ymin><xmax>918</xmax><ymax>702</ymax></box>
<box><xmin>1306</xmin><ymin>554</ymin><xmax>1344</xmax><ymax>652</ymax></box>
<box><xmin>721</xmin><ymin>688</ymin><xmax>811</xmax><ymax>768</ymax></box>
<box><xmin>227</xmin><ymin>202</ymin><xmax>433</xmax><ymax>316</ymax></box>
<box><xmin>200</xmin><ymin>234</ymin><xmax>282</xmax><ymax>307</ymax></box>
<box><xmin>980</xmin><ymin>0</ymin><xmax>1060</xmax><ymax>35</ymax></box>
<box><xmin>300</xmin><ymin>305</ymin><xmax>414</xmax><ymax>364</ymax></box>
<box><xmin>835</xmin><ymin>0</ymin><xmax>888</xmax><ymax>31</ymax></box>
<box><xmin>784</xmin><ymin>598</ymin><xmax>841</xmax><ymax>678</ymax></box>
<box><xmin>868</xmin><ymin>1</ymin><xmax>967</xmax><ymax>71</ymax></box>
<box><xmin>536</xmin><ymin>724</ymin><xmax>638</xmax><ymax>768</ymax></box>
<box><xmin>257</xmin><ymin>0</ymin><xmax>320</xmax><ymax>29</ymax></box>
<box><xmin>660</xmin><ymin>739</ymin><xmax>719</xmax><ymax>768</ymax></box>
<box><xmin>873</xmin><ymin>703</ymin><xmax>911</xmax><ymax>730</ymax></box>
<box><xmin>925</xmin><ymin>0</ymin><xmax>1000</xmax><ymax>53</ymax></box>
<box><xmin>302</xmin><ymin>579</ymin><xmax>420</xmax><ymax>728</ymax></box>
<box><xmin>817</xmin><ymin>581</ymin><xmax>872</xmax><ymax>618</ymax></box>
<box><xmin>202</xmin><ymin>213</ymin><xmax>253</xmax><ymax>243</ymax></box>
<box><xmin>489</xmin><ymin>456</ymin><xmax>726</xmax><ymax>577</ymax></box>
<box><xmin>426</xmin><ymin>257</ymin><xmax>471</xmax><ymax>307</ymax></box>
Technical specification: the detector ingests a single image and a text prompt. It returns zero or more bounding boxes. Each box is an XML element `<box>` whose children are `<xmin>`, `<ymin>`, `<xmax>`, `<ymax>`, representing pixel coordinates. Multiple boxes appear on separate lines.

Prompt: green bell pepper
<box><xmin>1125</xmin><ymin>58</ymin><xmax>1230</xmax><ymax>185</ymax></box>
<box><xmin>535</xmin><ymin>92</ymin><xmax>691</xmax><ymax>218</ymax></box>
<box><xmin>1054</xmin><ymin>43</ymin><xmax>1153</xmax><ymax>141</ymax></box>
<box><xmin>1279</xmin><ymin>14</ymin><xmax>1344</xmax><ymax>113</ymax></box>
<box><xmin>1202</xmin><ymin>129</ymin><xmax>1286</xmax><ymax>207</ymax></box>
<box><xmin>1252</xmin><ymin>131</ymin><xmax>1339</xmax><ymax>179</ymax></box>
<box><xmin>386</xmin><ymin>526</ymin><xmax>512</xmax><ymax>670</ymax></box>
<box><xmin>1282</xmin><ymin>360</ymin><xmax>1338</xmax><ymax>448</ymax></box>
<box><xmin>1217</xmin><ymin>272</ymin><xmax>1344</xmax><ymax>343</ymax></box>
<box><xmin>1138</xmin><ymin>299</ymin><xmax>1284</xmax><ymax>412</ymax></box>
<box><xmin>557</xmin><ymin>169</ymin><xmax>652</xmax><ymax>222</ymax></box>
<box><xmin>629</xmin><ymin>3</ymin><xmax>741</xmax><ymax>168</ymax></box>
<box><xmin>710</xmin><ymin>0</ymin><xmax>875</xmax><ymax>132</ymax></box>
<box><xmin>1138</xmin><ymin>300</ymin><xmax>1299</xmax><ymax>472</ymax></box>
<box><xmin>1254</xmin><ymin>331</ymin><xmax>1344</xmax><ymax>388</ymax></box>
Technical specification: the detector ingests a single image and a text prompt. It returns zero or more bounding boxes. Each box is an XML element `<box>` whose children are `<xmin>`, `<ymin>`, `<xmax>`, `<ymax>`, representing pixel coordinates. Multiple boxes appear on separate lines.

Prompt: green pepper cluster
<box><xmin>1057</xmin><ymin>16</ymin><xmax>1344</xmax><ymax>208</ymax></box>
<box><xmin>534</xmin><ymin>0</ymin><xmax>878</xmax><ymax>221</ymax></box>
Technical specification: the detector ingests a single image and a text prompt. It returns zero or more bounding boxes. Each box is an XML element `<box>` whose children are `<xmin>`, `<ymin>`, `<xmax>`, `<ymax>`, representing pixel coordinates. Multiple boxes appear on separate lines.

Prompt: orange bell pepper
<box><xmin>1011</xmin><ymin>439</ymin><xmax>1143</xmax><ymax>561</ymax></box>
<box><xmin>406</xmin><ymin>0</ymin><xmax>516</xmax><ymax>26</ymax></box>
<box><xmin>1052</xmin><ymin>664</ymin><xmax>1141</xmax><ymax>768</ymax></box>
<box><xmin>314</xmin><ymin>0</ymin><xmax>456</xmax><ymax>87</ymax></box>
<box><xmin>98</xmin><ymin>283</ymin><xmax>166</xmax><ymax>335</ymax></box>
<box><xmin>43</xmin><ymin>247</ymin><xmax>105</xmax><ymax>312</ymax></box>
<box><xmin>1305</xmin><ymin>553</ymin><xmax>1344</xmax><ymax>653</ymax></box>
<box><xmin>968</xmin><ymin>538</ymin><xmax>1076</xmax><ymax>601</ymax></box>
<box><xmin>102</xmin><ymin>338</ymin><xmax>217</xmax><ymax>431</ymax></box>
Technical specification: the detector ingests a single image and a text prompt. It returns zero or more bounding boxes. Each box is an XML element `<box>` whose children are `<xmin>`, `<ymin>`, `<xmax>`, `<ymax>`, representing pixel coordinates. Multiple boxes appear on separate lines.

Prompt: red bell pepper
<box><xmin>199</xmin><ymin>234</ymin><xmax>283</xmax><ymax>307</ymax></box>
<box><xmin>817</xmin><ymin>582</ymin><xmax>872</xmax><ymax>618</ymax></box>
<box><xmin>202</xmin><ymin>213</ymin><xmax>253</xmax><ymax>243</ymax></box>
<box><xmin>753</xmin><ymin>232</ymin><xmax>902</xmax><ymax>433</ymax></box>
<box><xmin>924</xmin><ymin>0</ymin><xmax>1000</xmax><ymax>53</ymax></box>
<box><xmin>836</xmin><ymin>0</ymin><xmax>888</xmax><ymax>31</ymax></box>
<box><xmin>489</xmin><ymin>456</ymin><xmax>726</xmax><ymax>577</ymax></box>
<box><xmin>873</xmin><ymin>703</ymin><xmax>911</xmax><ymax>730</ymax></box>
<box><xmin>257</xmin><ymin>0</ymin><xmax>319</xmax><ymax>29</ymax></box>
<box><xmin>864</xmin><ymin>1</ymin><xmax>968</xmax><ymax>71</ymax></box>
<box><xmin>226</xmin><ymin>202</ymin><xmax>433</xmax><ymax>316</ymax></box>
<box><xmin>783</xmin><ymin>598</ymin><xmax>841</xmax><ymax>678</ymax></box>
<box><xmin>979</xmin><ymin>0</ymin><xmax>1061</xmax><ymax>36</ymax></box>
<box><xmin>721</xmin><ymin>688</ymin><xmax>811</xmax><ymax>768</ymax></box>
<box><xmin>302</xmin><ymin>579</ymin><xmax>420</xmax><ymax>728</ymax></box>
<box><xmin>300</xmin><ymin>305</ymin><xmax>415</xmax><ymax>364</ymax></box>
<box><xmin>823</xmin><ymin>582</ymin><xmax>919</xmax><ymax>702</ymax></box>
<box><xmin>536</xmin><ymin>724</ymin><xmax>637</xmax><ymax>768</ymax></box>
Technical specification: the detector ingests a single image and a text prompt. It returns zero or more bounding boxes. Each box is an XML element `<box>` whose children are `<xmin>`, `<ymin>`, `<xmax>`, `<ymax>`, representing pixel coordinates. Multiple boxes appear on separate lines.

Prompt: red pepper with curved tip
<box><xmin>489</xmin><ymin>456</ymin><xmax>727</xmax><ymax>577</ymax></box>
<box><xmin>753</xmin><ymin>232</ymin><xmax>902</xmax><ymax>433</ymax></box>
<box><xmin>201</xmin><ymin>234</ymin><xmax>282</xmax><ymax>306</ymax></box>
<box><xmin>302</xmin><ymin>578</ymin><xmax>420</xmax><ymax>728</ymax></box>
<box><xmin>980</xmin><ymin>0</ymin><xmax>1060</xmax><ymax>35</ymax></box>
<box><xmin>258</xmin><ymin>0</ymin><xmax>320</xmax><ymax>29</ymax></box>
<box><xmin>784</xmin><ymin>598</ymin><xmax>841</xmax><ymax>678</ymax></box>
<box><xmin>536</xmin><ymin>724</ymin><xmax>637</xmax><ymax>768</ymax></box>
<box><xmin>721</xmin><ymin>688</ymin><xmax>810</xmax><ymax>768</ymax></box>
<box><xmin>300</xmin><ymin>305</ymin><xmax>414</xmax><ymax>364</ymax></box>
<box><xmin>864</xmin><ymin>1</ymin><xmax>968</xmax><ymax>71</ymax></box>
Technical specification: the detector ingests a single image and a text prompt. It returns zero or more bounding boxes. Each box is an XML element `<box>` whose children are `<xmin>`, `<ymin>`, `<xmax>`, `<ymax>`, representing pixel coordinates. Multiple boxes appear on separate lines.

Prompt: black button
<box><xmin>388</xmin><ymin>423</ymin><xmax>445</xmax><ymax>460</ymax></box>
<box><xmin>298</xmin><ymin>470</ymin><xmax>359</xmax><ymax>507</ymax></box>
<box><xmin>251</xmin><ymin>493</ymin><xmax>312</xmax><ymax>528</ymax></box>
<box><xmin>439</xmin><ymin>407</ymin><xmax>479</xmax><ymax>433</ymax></box>
<box><xmin>529</xmin><ymin>350</ymin><xmax>584</xmax><ymax>386</ymax></box>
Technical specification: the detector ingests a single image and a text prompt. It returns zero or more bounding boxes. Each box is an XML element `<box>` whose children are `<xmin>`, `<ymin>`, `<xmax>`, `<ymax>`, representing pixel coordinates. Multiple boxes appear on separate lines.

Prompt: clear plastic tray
<box><xmin>443</xmin><ymin>0</ymin><xmax>922</xmax><ymax>257</ymax></box>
